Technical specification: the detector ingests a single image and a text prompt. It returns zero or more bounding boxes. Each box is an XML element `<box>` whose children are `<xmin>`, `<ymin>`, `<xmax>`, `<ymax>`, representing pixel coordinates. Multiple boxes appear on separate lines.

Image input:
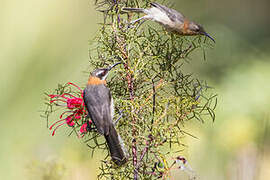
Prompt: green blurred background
<box><xmin>0</xmin><ymin>0</ymin><xmax>269</xmax><ymax>179</ymax></box>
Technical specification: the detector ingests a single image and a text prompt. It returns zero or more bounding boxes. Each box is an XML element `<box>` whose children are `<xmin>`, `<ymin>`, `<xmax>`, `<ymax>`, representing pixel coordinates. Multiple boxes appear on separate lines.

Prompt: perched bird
<box><xmin>122</xmin><ymin>2</ymin><xmax>215</xmax><ymax>42</ymax></box>
<box><xmin>83</xmin><ymin>62</ymin><xmax>127</xmax><ymax>166</ymax></box>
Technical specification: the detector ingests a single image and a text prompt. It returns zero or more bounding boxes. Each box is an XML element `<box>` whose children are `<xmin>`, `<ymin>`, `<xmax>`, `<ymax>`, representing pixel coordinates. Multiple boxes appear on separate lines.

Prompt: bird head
<box><xmin>187</xmin><ymin>22</ymin><xmax>215</xmax><ymax>43</ymax></box>
<box><xmin>91</xmin><ymin>62</ymin><xmax>122</xmax><ymax>80</ymax></box>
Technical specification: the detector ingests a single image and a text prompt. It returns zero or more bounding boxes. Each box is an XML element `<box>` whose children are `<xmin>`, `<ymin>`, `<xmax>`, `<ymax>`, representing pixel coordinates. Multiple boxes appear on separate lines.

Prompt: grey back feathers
<box><xmin>83</xmin><ymin>83</ymin><xmax>127</xmax><ymax>165</ymax></box>
<box><xmin>150</xmin><ymin>2</ymin><xmax>185</xmax><ymax>23</ymax></box>
<box><xmin>84</xmin><ymin>84</ymin><xmax>112</xmax><ymax>135</ymax></box>
<box><xmin>122</xmin><ymin>2</ymin><xmax>185</xmax><ymax>29</ymax></box>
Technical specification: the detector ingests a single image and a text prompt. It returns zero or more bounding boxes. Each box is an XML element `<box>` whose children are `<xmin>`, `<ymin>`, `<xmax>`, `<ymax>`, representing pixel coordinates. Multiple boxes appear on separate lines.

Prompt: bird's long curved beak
<box><xmin>203</xmin><ymin>32</ymin><xmax>215</xmax><ymax>43</ymax></box>
<box><xmin>108</xmin><ymin>62</ymin><xmax>122</xmax><ymax>71</ymax></box>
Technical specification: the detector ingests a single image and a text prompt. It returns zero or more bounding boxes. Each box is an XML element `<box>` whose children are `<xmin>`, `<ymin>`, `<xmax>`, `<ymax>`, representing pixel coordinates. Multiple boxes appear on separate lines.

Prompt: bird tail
<box><xmin>122</xmin><ymin>7</ymin><xmax>146</xmax><ymax>13</ymax></box>
<box><xmin>105</xmin><ymin>124</ymin><xmax>128</xmax><ymax>166</ymax></box>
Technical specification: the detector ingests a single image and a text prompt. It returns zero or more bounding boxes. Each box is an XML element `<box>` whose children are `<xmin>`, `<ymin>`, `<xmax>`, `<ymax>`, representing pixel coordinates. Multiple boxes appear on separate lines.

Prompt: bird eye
<box><xmin>96</xmin><ymin>70</ymin><xmax>105</xmax><ymax>77</ymax></box>
<box><xmin>101</xmin><ymin>70</ymin><xmax>108</xmax><ymax>76</ymax></box>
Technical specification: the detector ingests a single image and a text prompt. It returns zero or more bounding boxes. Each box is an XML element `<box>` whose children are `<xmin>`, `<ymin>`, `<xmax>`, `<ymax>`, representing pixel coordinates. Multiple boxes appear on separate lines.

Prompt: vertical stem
<box><xmin>116</xmin><ymin>11</ymin><xmax>137</xmax><ymax>177</ymax></box>
<box><xmin>124</xmin><ymin>62</ymin><xmax>138</xmax><ymax>180</ymax></box>
<box><xmin>124</xmin><ymin>63</ymin><xmax>135</xmax><ymax>100</ymax></box>
<box><xmin>151</xmin><ymin>78</ymin><xmax>156</xmax><ymax>131</ymax></box>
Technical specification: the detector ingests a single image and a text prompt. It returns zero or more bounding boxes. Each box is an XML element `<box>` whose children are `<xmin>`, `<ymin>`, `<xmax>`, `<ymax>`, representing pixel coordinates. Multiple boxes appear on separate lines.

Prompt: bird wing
<box><xmin>150</xmin><ymin>2</ymin><xmax>185</xmax><ymax>23</ymax></box>
<box><xmin>83</xmin><ymin>85</ymin><xmax>112</xmax><ymax>135</ymax></box>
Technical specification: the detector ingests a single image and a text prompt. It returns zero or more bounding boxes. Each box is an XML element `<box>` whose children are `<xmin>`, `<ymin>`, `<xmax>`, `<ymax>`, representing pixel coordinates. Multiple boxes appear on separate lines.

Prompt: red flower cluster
<box><xmin>47</xmin><ymin>82</ymin><xmax>92</xmax><ymax>137</ymax></box>
<box><xmin>79</xmin><ymin>121</ymin><xmax>92</xmax><ymax>137</ymax></box>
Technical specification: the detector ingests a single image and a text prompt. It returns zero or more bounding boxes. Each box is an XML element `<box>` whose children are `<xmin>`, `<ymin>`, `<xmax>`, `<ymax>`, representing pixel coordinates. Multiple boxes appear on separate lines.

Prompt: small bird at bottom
<box><xmin>83</xmin><ymin>62</ymin><xmax>128</xmax><ymax>166</ymax></box>
<box><xmin>122</xmin><ymin>2</ymin><xmax>215</xmax><ymax>42</ymax></box>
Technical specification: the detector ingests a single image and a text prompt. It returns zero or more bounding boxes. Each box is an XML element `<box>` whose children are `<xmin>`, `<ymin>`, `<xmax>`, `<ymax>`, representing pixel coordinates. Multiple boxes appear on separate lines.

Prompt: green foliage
<box><xmin>43</xmin><ymin>0</ymin><xmax>216</xmax><ymax>179</ymax></box>
<box><xmin>87</xmin><ymin>0</ymin><xmax>217</xmax><ymax>179</ymax></box>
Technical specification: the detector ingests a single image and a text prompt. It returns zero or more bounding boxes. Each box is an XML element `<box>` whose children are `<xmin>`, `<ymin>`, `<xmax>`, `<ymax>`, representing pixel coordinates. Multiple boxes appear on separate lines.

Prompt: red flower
<box><xmin>80</xmin><ymin>123</ymin><xmax>88</xmax><ymax>134</ymax></box>
<box><xmin>67</xmin><ymin>98</ymin><xmax>83</xmax><ymax>109</ymax></box>
<box><xmin>47</xmin><ymin>82</ymin><xmax>88</xmax><ymax>136</ymax></box>
<box><xmin>79</xmin><ymin>120</ymin><xmax>92</xmax><ymax>138</ymax></box>
<box><xmin>80</xmin><ymin>120</ymin><xmax>92</xmax><ymax>134</ymax></box>
<box><xmin>49</xmin><ymin>115</ymin><xmax>76</xmax><ymax>136</ymax></box>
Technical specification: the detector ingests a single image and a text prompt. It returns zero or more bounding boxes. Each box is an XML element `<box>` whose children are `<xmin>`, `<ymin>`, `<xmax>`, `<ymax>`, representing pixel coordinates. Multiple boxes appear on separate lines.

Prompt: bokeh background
<box><xmin>0</xmin><ymin>0</ymin><xmax>269</xmax><ymax>179</ymax></box>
